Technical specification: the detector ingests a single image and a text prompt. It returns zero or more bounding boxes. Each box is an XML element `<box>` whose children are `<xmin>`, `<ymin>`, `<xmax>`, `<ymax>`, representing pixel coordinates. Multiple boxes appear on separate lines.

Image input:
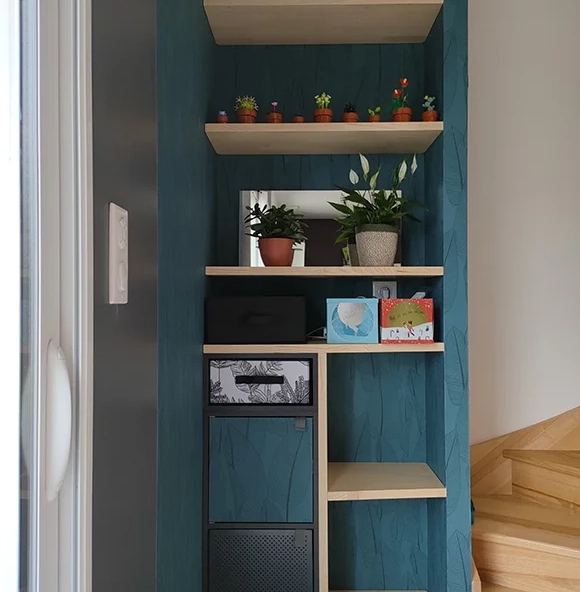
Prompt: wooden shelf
<box><xmin>327</xmin><ymin>462</ymin><xmax>446</xmax><ymax>501</ymax></box>
<box><xmin>205</xmin><ymin>122</ymin><xmax>443</xmax><ymax>155</ymax></box>
<box><xmin>206</xmin><ymin>266</ymin><xmax>444</xmax><ymax>277</ymax></box>
<box><xmin>204</xmin><ymin>0</ymin><xmax>442</xmax><ymax>45</ymax></box>
<box><xmin>203</xmin><ymin>341</ymin><xmax>444</xmax><ymax>354</ymax></box>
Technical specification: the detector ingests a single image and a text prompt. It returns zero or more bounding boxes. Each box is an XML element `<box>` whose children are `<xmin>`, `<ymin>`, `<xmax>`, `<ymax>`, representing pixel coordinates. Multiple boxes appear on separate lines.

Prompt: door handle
<box><xmin>45</xmin><ymin>340</ymin><xmax>72</xmax><ymax>501</ymax></box>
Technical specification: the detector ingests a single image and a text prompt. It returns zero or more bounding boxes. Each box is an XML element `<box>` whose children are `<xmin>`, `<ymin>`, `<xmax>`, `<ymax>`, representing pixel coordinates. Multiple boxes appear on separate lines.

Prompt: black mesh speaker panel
<box><xmin>208</xmin><ymin>529</ymin><xmax>313</xmax><ymax>592</ymax></box>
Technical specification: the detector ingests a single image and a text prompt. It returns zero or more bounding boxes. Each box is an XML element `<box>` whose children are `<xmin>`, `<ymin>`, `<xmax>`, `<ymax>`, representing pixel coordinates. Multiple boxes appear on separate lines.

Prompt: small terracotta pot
<box><xmin>422</xmin><ymin>110</ymin><xmax>439</xmax><ymax>122</ymax></box>
<box><xmin>217</xmin><ymin>114</ymin><xmax>229</xmax><ymax>124</ymax></box>
<box><xmin>313</xmin><ymin>108</ymin><xmax>333</xmax><ymax>123</ymax></box>
<box><xmin>267</xmin><ymin>112</ymin><xmax>283</xmax><ymax>123</ymax></box>
<box><xmin>392</xmin><ymin>107</ymin><xmax>412</xmax><ymax>122</ymax></box>
<box><xmin>293</xmin><ymin>115</ymin><xmax>305</xmax><ymax>123</ymax></box>
<box><xmin>258</xmin><ymin>238</ymin><xmax>294</xmax><ymax>267</ymax></box>
<box><xmin>342</xmin><ymin>112</ymin><xmax>359</xmax><ymax>123</ymax></box>
<box><xmin>236</xmin><ymin>108</ymin><xmax>257</xmax><ymax>123</ymax></box>
<box><xmin>368</xmin><ymin>114</ymin><xmax>381</xmax><ymax>122</ymax></box>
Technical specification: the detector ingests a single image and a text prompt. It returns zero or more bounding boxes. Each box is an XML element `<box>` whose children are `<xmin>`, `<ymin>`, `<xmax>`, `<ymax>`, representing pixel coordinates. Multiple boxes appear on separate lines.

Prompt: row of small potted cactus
<box><xmin>218</xmin><ymin>83</ymin><xmax>437</xmax><ymax>124</ymax></box>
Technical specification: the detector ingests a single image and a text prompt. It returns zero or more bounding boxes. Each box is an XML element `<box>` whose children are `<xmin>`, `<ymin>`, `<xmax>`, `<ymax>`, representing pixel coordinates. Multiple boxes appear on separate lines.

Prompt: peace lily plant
<box><xmin>329</xmin><ymin>153</ymin><xmax>423</xmax><ymax>266</ymax></box>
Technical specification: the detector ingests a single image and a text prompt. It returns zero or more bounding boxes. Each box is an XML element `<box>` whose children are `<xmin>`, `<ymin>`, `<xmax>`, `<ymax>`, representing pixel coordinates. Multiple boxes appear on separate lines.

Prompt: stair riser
<box><xmin>479</xmin><ymin>570</ymin><xmax>579</xmax><ymax>592</ymax></box>
<box><xmin>473</xmin><ymin>537</ymin><xmax>580</xmax><ymax>580</ymax></box>
<box><xmin>512</xmin><ymin>461</ymin><xmax>580</xmax><ymax>509</ymax></box>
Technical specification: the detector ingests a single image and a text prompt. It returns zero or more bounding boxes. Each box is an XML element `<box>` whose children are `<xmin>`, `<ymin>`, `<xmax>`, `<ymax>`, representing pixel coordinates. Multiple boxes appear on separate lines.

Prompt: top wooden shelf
<box><xmin>204</xmin><ymin>0</ymin><xmax>443</xmax><ymax>45</ymax></box>
<box><xmin>206</xmin><ymin>266</ymin><xmax>444</xmax><ymax>277</ymax></box>
<box><xmin>205</xmin><ymin>122</ymin><xmax>443</xmax><ymax>155</ymax></box>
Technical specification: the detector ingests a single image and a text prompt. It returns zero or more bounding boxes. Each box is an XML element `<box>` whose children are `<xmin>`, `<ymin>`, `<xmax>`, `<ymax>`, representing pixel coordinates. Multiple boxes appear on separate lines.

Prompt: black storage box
<box><xmin>205</xmin><ymin>296</ymin><xmax>307</xmax><ymax>344</ymax></box>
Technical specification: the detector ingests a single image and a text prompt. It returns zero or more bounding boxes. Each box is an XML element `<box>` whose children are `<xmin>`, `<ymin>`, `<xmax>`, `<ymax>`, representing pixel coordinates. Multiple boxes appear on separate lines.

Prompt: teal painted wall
<box><xmin>157</xmin><ymin>0</ymin><xmax>214</xmax><ymax>589</ymax></box>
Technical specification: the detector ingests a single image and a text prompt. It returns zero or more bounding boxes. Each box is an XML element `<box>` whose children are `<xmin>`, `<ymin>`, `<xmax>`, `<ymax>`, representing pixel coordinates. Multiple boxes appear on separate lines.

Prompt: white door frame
<box><xmin>74</xmin><ymin>0</ymin><xmax>94</xmax><ymax>587</ymax></box>
<box><xmin>0</xmin><ymin>0</ymin><xmax>23</xmax><ymax>587</ymax></box>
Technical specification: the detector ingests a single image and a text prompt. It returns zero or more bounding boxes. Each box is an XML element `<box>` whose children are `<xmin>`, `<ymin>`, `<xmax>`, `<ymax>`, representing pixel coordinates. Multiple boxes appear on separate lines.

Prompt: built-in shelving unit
<box><xmin>204</xmin><ymin>342</ymin><xmax>444</xmax><ymax>354</ymax></box>
<box><xmin>200</xmin><ymin>0</ymin><xmax>470</xmax><ymax>586</ymax></box>
<box><xmin>327</xmin><ymin>462</ymin><xmax>446</xmax><ymax>501</ymax></box>
<box><xmin>206</xmin><ymin>266</ymin><xmax>444</xmax><ymax>277</ymax></box>
<box><xmin>205</xmin><ymin>122</ymin><xmax>443</xmax><ymax>155</ymax></box>
<box><xmin>204</xmin><ymin>0</ymin><xmax>443</xmax><ymax>45</ymax></box>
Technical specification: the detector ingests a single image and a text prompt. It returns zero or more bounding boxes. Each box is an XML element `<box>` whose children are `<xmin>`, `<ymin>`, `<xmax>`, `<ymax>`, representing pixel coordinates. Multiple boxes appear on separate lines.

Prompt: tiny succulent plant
<box><xmin>218</xmin><ymin>110</ymin><xmax>227</xmax><ymax>116</ymax></box>
<box><xmin>422</xmin><ymin>95</ymin><xmax>436</xmax><ymax>111</ymax></box>
<box><xmin>269</xmin><ymin>101</ymin><xmax>281</xmax><ymax>112</ymax></box>
<box><xmin>343</xmin><ymin>102</ymin><xmax>357</xmax><ymax>113</ymax></box>
<box><xmin>314</xmin><ymin>92</ymin><xmax>331</xmax><ymax>109</ymax></box>
<box><xmin>368</xmin><ymin>106</ymin><xmax>381</xmax><ymax>116</ymax></box>
<box><xmin>235</xmin><ymin>95</ymin><xmax>259</xmax><ymax>111</ymax></box>
<box><xmin>392</xmin><ymin>78</ymin><xmax>409</xmax><ymax>110</ymax></box>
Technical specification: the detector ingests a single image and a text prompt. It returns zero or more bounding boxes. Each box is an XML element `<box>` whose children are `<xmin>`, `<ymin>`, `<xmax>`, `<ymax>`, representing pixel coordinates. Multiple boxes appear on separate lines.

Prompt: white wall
<box><xmin>469</xmin><ymin>0</ymin><xmax>580</xmax><ymax>444</ymax></box>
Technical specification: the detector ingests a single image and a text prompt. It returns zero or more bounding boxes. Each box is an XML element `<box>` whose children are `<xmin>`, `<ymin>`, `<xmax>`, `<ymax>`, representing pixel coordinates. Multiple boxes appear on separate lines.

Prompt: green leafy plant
<box><xmin>368</xmin><ymin>106</ymin><xmax>381</xmax><ymax>116</ymax></box>
<box><xmin>343</xmin><ymin>102</ymin><xmax>357</xmax><ymax>113</ymax></box>
<box><xmin>329</xmin><ymin>153</ymin><xmax>424</xmax><ymax>241</ymax></box>
<box><xmin>235</xmin><ymin>95</ymin><xmax>259</xmax><ymax>111</ymax></box>
<box><xmin>314</xmin><ymin>92</ymin><xmax>331</xmax><ymax>109</ymax></box>
<box><xmin>422</xmin><ymin>95</ymin><xmax>436</xmax><ymax>111</ymax></box>
<box><xmin>392</xmin><ymin>77</ymin><xmax>409</xmax><ymax>111</ymax></box>
<box><xmin>244</xmin><ymin>204</ymin><xmax>308</xmax><ymax>244</ymax></box>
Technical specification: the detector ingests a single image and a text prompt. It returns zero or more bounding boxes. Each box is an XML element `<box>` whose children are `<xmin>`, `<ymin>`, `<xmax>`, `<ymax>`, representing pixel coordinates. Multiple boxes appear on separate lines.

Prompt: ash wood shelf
<box><xmin>327</xmin><ymin>462</ymin><xmax>446</xmax><ymax>501</ymax></box>
<box><xmin>206</xmin><ymin>266</ymin><xmax>444</xmax><ymax>277</ymax></box>
<box><xmin>205</xmin><ymin>122</ymin><xmax>443</xmax><ymax>155</ymax></box>
<box><xmin>204</xmin><ymin>0</ymin><xmax>442</xmax><ymax>45</ymax></box>
<box><xmin>203</xmin><ymin>341</ymin><xmax>444</xmax><ymax>354</ymax></box>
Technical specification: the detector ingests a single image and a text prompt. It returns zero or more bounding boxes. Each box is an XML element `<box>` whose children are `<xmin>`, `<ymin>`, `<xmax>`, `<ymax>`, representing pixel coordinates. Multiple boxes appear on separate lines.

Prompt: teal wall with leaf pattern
<box><xmin>157</xmin><ymin>0</ymin><xmax>469</xmax><ymax>588</ymax></box>
<box><xmin>157</xmin><ymin>0</ymin><xmax>214</xmax><ymax>589</ymax></box>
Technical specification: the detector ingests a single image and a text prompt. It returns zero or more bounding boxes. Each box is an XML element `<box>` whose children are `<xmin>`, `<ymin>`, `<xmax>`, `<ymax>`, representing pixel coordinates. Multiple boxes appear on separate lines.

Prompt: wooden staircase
<box><xmin>473</xmin><ymin>449</ymin><xmax>580</xmax><ymax>592</ymax></box>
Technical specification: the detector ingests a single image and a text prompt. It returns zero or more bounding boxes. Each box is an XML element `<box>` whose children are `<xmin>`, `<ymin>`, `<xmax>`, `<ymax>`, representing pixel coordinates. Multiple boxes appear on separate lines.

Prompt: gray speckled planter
<box><xmin>356</xmin><ymin>225</ymin><xmax>399</xmax><ymax>266</ymax></box>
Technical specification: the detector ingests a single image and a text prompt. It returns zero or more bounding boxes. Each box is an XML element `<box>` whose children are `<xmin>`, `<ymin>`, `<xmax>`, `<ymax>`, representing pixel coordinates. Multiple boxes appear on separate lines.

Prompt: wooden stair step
<box><xmin>503</xmin><ymin>450</ymin><xmax>580</xmax><ymax>509</ymax></box>
<box><xmin>482</xmin><ymin>584</ymin><xmax>522</xmax><ymax>592</ymax></box>
<box><xmin>503</xmin><ymin>450</ymin><xmax>580</xmax><ymax>477</ymax></box>
<box><xmin>473</xmin><ymin>517</ymin><xmax>580</xmax><ymax>588</ymax></box>
<box><xmin>473</xmin><ymin>494</ymin><xmax>580</xmax><ymax>535</ymax></box>
<box><xmin>479</xmin><ymin>572</ymin><xmax>580</xmax><ymax>592</ymax></box>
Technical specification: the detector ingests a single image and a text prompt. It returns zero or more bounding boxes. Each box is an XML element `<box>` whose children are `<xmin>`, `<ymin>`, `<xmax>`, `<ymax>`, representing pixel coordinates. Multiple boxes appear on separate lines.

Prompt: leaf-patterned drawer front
<box><xmin>209</xmin><ymin>359</ymin><xmax>312</xmax><ymax>405</ymax></box>
<box><xmin>209</xmin><ymin>417</ymin><xmax>313</xmax><ymax>523</ymax></box>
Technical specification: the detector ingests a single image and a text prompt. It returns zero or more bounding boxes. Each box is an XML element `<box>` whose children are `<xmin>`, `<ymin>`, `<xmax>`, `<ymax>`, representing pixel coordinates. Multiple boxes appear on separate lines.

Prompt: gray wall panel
<box><xmin>91</xmin><ymin>0</ymin><xmax>158</xmax><ymax>587</ymax></box>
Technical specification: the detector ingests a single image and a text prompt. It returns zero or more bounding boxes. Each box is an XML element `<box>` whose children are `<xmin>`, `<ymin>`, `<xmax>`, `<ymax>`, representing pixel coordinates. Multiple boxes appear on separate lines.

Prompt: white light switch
<box><xmin>109</xmin><ymin>203</ymin><xmax>129</xmax><ymax>304</ymax></box>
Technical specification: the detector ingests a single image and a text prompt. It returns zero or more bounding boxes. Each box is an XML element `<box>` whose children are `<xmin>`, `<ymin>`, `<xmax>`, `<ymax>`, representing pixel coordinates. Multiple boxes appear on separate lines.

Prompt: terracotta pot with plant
<box><xmin>314</xmin><ymin>92</ymin><xmax>332</xmax><ymax>123</ymax></box>
<box><xmin>368</xmin><ymin>107</ymin><xmax>381</xmax><ymax>122</ymax></box>
<box><xmin>235</xmin><ymin>95</ymin><xmax>258</xmax><ymax>123</ymax></box>
<box><xmin>422</xmin><ymin>95</ymin><xmax>438</xmax><ymax>121</ymax></box>
<box><xmin>266</xmin><ymin>101</ymin><xmax>283</xmax><ymax>123</ymax></box>
<box><xmin>329</xmin><ymin>153</ymin><xmax>424</xmax><ymax>266</ymax></box>
<box><xmin>342</xmin><ymin>103</ymin><xmax>359</xmax><ymax>123</ymax></box>
<box><xmin>244</xmin><ymin>203</ymin><xmax>308</xmax><ymax>267</ymax></box>
<box><xmin>217</xmin><ymin>110</ymin><xmax>229</xmax><ymax>123</ymax></box>
<box><xmin>293</xmin><ymin>114</ymin><xmax>305</xmax><ymax>123</ymax></box>
<box><xmin>392</xmin><ymin>78</ymin><xmax>412</xmax><ymax>122</ymax></box>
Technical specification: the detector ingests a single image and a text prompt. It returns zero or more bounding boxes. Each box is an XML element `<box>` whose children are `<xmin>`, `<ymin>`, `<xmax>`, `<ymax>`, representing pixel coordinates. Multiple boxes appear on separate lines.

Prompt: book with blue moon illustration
<box><xmin>326</xmin><ymin>298</ymin><xmax>379</xmax><ymax>344</ymax></box>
